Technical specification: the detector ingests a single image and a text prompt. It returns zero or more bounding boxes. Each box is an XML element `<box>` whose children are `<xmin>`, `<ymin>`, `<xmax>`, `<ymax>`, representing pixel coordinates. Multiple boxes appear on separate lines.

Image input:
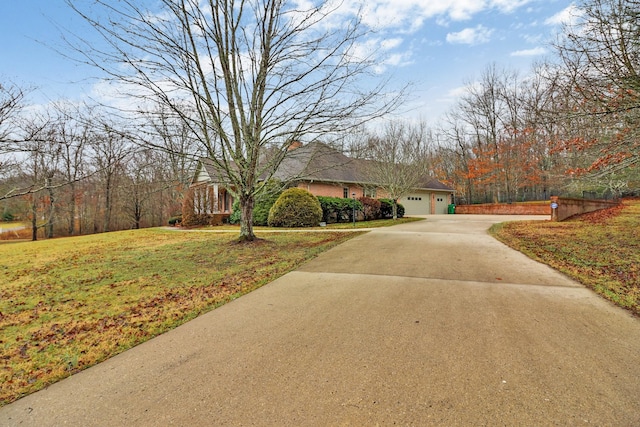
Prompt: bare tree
<box><xmin>437</xmin><ymin>114</ymin><xmax>475</xmax><ymax>204</ymax></box>
<box><xmin>19</xmin><ymin>116</ymin><xmax>62</xmax><ymax>240</ymax></box>
<box><xmin>50</xmin><ymin>105</ymin><xmax>90</xmax><ymax>235</ymax></box>
<box><xmin>0</xmin><ymin>82</ymin><xmax>26</xmax><ymax>198</ymax></box>
<box><xmin>66</xmin><ymin>0</ymin><xmax>402</xmax><ymax>241</ymax></box>
<box><xmin>146</xmin><ymin>105</ymin><xmax>200</xmax><ymax>218</ymax></box>
<box><xmin>0</xmin><ymin>82</ymin><xmax>25</xmax><ymax>146</ymax></box>
<box><xmin>358</xmin><ymin>120</ymin><xmax>432</xmax><ymax>219</ymax></box>
<box><xmin>89</xmin><ymin>125</ymin><xmax>132</xmax><ymax>233</ymax></box>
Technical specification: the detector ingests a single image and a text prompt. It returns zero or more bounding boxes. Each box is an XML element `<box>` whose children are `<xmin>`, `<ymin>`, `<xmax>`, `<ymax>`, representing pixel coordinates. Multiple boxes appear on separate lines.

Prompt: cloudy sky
<box><xmin>0</xmin><ymin>0</ymin><xmax>578</xmax><ymax>123</ymax></box>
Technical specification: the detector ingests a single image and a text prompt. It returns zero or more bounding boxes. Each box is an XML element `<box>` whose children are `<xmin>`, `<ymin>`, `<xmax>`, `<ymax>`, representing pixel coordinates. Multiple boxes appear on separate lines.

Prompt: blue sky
<box><xmin>0</xmin><ymin>0</ymin><xmax>578</xmax><ymax>123</ymax></box>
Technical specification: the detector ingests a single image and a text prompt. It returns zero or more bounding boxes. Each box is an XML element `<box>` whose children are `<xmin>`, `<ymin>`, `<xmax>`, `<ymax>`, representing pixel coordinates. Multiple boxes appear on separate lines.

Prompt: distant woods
<box><xmin>0</xmin><ymin>100</ymin><xmax>197</xmax><ymax>240</ymax></box>
<box><xmin>434</xmin><ymin>0</ymin><xmax>639</xmax><ymax>203</ymax></box>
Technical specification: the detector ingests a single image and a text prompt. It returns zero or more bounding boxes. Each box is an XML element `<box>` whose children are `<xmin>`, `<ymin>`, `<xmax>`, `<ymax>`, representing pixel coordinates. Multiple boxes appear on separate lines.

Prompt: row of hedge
<box><xmin>179</xmin><ymin>185</ymin><xmax>405</xmax><ymax>228</ymax></box>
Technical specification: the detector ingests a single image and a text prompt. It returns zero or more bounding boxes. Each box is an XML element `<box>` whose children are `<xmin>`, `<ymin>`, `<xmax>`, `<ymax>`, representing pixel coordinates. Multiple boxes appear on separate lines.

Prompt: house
<box><xmin>189</xmin><ymin>141</ymin><xmax>454</xmax><ymax>216</ymax></box>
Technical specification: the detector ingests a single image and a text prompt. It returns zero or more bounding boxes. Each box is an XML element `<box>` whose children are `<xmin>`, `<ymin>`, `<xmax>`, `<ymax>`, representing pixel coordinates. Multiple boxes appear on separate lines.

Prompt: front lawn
<box><xmin>0</xmin><ymin>228</ymin><xmax>362</xmax><ymax>405</ymax></box>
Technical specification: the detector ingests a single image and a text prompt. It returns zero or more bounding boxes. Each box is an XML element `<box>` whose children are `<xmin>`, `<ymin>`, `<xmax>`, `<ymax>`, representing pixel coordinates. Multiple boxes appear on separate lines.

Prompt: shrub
<box><xmin>168</xmin><ymin>215</ymin><xmax>182</xmax><ymax>226</ymax></box>
<box><xmin>253</xmin><ymin>181</ymin><xmax>283</xmax><ymax>226</ymax></box>
<box><xmin>317</xmin><ymin>196</ymin><xmax>363</xmax><ymax>223</ymax></box>
<box><xmin>358</xmin><ymin>197</ymin><xmax>381</xmax><ymax>220</ymax></box>
<box><xmin>229</xmin><ymin>200</ymin><xmax>241</xmax><ymax>224</ymax></box>
<box><xmin>268</xmin><ymin>188</ymin><xmax>322</xmax><ymax>227</ymax></box>
<box><xmin>379</xmin><ymin>199</ymin><xmax>405</xmax><ymax>218</ymax></box>
<box><xmin>2</xmin><ymin>211</ymin><xmax>15</xmax><ymax>222</ymax></box>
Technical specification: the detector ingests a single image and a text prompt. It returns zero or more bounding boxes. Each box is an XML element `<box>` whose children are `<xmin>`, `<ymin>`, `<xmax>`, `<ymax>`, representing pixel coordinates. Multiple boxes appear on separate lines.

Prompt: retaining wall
<box><xmin>454</xmin><ymin>198</ymin><xmax>619</xmax><ymax>221</ymax></box>
<box><xmin>454</xmin><ymin>202</ymin><xmax>550</xmax><ymax>215</ymax></box>
<box><xmin>550</xmin><ymin>196</ymin><xmax>620</xmax><ymax>221</ymax></box>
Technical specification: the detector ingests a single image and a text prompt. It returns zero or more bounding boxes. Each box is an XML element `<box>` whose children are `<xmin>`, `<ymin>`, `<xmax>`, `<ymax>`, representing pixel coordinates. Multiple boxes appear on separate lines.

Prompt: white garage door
<box><xmin>434</xmin><ymin>194</ymin><xmax>449</xmax><ymax>214</ymax></box>
<box><xmin>401</xmin><ymin>193</ymin><xmax>431</xmax><ymax>215</ymax></box>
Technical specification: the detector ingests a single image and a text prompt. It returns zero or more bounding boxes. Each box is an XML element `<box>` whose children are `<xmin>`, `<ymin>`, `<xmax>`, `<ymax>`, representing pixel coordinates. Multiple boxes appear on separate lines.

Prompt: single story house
<box><xmin>189</xmin><ymin>141</ymin><xmax>454</xmax><ymax>216</ymax></box>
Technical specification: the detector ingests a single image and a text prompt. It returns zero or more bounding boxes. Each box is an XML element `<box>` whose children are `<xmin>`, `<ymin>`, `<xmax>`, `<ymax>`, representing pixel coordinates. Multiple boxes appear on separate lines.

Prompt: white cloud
<box><xmin>349</xmin><ymin>36</ymin><xmax>412</xmax><ymax>73</ymax></box>
<box><xmin>380</xmin><ymin>37</ymin><xmax>404</xmax><ymax>50</ymax></box>
<box><xmin>523</xmin><ymin>33</ymin><xmax>544</xmax><ymax>44</ymax></box>
<box><xmin>447</xmin><ymin>84</ymin><xmax>471</xmax><ymax>98</ymax></box>
<box><xmin>489</xmin><ymin>0</ymin><xmax>532</xmax><ymax>14</ymax></box>
<box><xmin>385</xmin><ymin>51</ymin><xmax>413</xmax><ymax>67</ymax></box>
<box><xmin>510</xmin><ymin>46</ymin><xmax>547</xmax><ymax>57</ymax></box>
<box><xmin>354</xmin><ymin>0</ymin><xmax>534</xmax><ymax>32</ymax></box>
<box><xmin>446</xmin><ymin>25</ymin><xmax>494</xmax><ymax>45</ymax></box>
<box><xmin>545</xmin><ymin>4</ymin><xmax>583</xmax><ymax>26</ymax></box>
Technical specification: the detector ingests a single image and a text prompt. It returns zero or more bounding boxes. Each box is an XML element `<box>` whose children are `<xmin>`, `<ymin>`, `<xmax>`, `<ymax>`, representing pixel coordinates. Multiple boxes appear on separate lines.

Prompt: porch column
<box><xmin>213</xmin><ymin>184</ymin><xmax>220</xmax><ymax>213</ymax></box>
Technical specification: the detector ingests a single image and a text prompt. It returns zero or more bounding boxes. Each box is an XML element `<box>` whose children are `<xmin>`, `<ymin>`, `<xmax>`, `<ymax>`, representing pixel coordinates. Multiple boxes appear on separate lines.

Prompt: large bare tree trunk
<box><xmin>239</xmin><ymin>194</ymin><xmax>255</xmax><ymax>242</ymax></box>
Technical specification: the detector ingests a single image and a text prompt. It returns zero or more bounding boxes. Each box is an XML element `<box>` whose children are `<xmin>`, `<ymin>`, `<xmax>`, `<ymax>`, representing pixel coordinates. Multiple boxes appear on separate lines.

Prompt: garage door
<box><xmin>434</xmin><ymin>194</ymin><xmax>449</xmax><ymax>214</ymax></box>
<box><xmin>401</xmin><ymin>193</ymin><xmax>430</xmax><ymax>215</ymax></box>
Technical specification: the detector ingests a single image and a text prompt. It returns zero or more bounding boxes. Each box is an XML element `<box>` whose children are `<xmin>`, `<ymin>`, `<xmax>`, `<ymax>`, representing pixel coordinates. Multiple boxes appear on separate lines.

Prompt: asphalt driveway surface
<box><xmin>1</xmin><ymin>215</ymin><xmax>639</xmax><ymax>426</ymax></box>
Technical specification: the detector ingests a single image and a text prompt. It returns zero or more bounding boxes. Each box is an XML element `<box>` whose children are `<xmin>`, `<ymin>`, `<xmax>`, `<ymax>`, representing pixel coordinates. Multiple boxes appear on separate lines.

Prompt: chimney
<box><xmin>287</xmin><ymin>140</ymin><xmax>303</xmax><ymax>151</ymax></box>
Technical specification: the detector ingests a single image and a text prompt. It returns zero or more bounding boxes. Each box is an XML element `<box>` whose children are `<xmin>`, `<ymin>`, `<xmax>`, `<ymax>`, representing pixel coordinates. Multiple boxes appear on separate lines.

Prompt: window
<box><xmin>364</xmin><ymin>187</ymin><xmax>377</xmax><ymax>198</ymax></box>
<box><xmin>343</xmin><ymin>187</ymin><xmax>349</xmax><ymax>198</ymax></box>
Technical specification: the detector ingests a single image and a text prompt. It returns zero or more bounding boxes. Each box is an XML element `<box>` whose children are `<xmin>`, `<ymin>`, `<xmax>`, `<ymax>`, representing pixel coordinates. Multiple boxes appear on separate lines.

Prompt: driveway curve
<box><xmin>1</xmin><ymin>215</ymin><xmax>639</xmax><ymax>426</ymax></box>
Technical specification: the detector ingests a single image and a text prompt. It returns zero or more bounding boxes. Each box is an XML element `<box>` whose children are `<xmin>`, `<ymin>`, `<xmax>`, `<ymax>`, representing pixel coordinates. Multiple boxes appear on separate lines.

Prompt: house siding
<box><xmin>193</xmin><ymin>166</ymin><xmax>211</xmax><ymax>184</ymax></box>
<box><xmin>297</xmin><ymin>182</ymin><xmax>363</xmax><ymax>198</ymax></box>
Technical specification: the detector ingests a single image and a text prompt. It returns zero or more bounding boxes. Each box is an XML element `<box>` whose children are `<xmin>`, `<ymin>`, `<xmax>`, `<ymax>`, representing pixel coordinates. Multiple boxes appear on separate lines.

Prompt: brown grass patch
<box><xmin>491</xmin><ymin>199</ymin><xmax>639</xmax><ymax>317</ymax></box>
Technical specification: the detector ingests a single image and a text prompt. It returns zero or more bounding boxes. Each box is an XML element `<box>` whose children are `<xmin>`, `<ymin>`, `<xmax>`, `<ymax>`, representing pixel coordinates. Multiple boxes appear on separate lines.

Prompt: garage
<box><xmin>400</xmin><ymin>189</ymin><xmax>453</xmax><ymax>215</ymax></box>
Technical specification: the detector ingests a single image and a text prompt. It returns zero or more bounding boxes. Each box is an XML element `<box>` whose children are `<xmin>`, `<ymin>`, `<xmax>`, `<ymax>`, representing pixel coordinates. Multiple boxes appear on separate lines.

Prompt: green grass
<box><xmin>0</xmin><ymin>228</ymin><xmax>364</xmax><ymax>405</ymax></box>
<box><xmin>490</xmin><ymin>199</ymin><xmax>639</xmax><ymax>317</ymax></box>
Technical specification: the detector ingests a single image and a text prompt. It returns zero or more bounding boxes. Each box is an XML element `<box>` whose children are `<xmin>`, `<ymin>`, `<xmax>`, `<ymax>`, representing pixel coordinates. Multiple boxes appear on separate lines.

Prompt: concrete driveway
<box><xmin>2</xmin><ymin>215</ymin><xmax>639</xmax><ymax>426</ymax></box>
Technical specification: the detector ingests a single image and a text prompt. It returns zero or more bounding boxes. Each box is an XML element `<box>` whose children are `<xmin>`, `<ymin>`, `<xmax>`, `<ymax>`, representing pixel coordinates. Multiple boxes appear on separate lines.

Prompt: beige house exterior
<box><xmin>190</xmin><ymin>142</ymin><xmax>454</xmax><ymax>216</ymax></box>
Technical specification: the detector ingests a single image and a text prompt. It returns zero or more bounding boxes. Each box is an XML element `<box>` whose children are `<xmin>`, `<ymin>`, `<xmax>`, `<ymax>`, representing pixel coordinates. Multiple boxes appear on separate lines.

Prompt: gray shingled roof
<box><xmin>196</xmin><ymin>141</ymin><xmax>453</xmax><ymax>192</ymax></box>
<box><xmin>271</xmin><ymin>142</ymin><xmax>361</xmax><ymax>183</ymax></box>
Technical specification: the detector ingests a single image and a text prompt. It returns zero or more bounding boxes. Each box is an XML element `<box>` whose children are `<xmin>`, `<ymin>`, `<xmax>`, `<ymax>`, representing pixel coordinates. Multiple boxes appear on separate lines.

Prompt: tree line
<box><xmin>0</xmin><ymin>98</ymin><xmax>197</xmax><ymax>240</ymax></box>
<box><xmin>432</xmin><ymin>0</ymin><xmax>639</xmax><ymax>204</ymax></box>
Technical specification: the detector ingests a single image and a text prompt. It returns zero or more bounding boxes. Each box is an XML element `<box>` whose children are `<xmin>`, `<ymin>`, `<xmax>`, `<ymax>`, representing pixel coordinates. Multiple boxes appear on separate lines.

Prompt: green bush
<box><xmin>268</xmin><ymin>188</ymin><xmax>322</xmax><ymax>227</ymax></box>
<box><xmin>168</xmin><ymin>215</ymin><xmax>182</xmax><ymax>226</ymax></box>
<box><xmin>2</xmin><ymin>211</ymin><xmax>15</xmax><ymax>222</ymax></box>
<box><xmin>379</xmin><ymin>199</ymin><xmax>405</xmax><ymax>218</ymax></box>
<box><xmin>253</xmin><ymin>181</ymin><xmax>283</xmax><ymax>226</ymax></box>
<box><xmin>317</xmin><ymin>196</ymin><xmax>363</xmax><ymax>223</ymax></box>
<box><xmin>229</xmin><ymin>199</ymin><xmax>241</xmax><ymax>224</ymax></box>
